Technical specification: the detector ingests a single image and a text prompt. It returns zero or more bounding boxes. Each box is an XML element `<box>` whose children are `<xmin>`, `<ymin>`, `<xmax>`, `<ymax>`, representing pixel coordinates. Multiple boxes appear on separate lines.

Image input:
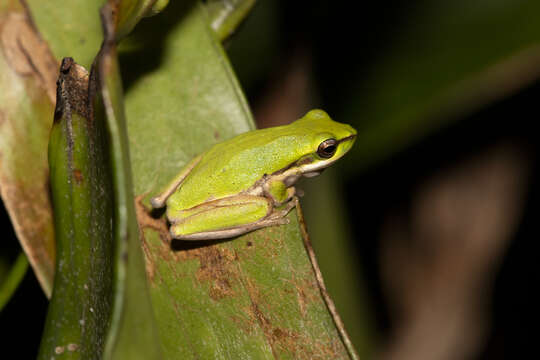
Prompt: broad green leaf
<box><xmin>97</xmin><ymin>3</ymin><xmax>163</xmax><ymax>359</ymax></box>
<box><xmin>0</xmin><ymin>1</ymin><xmax>57</xmax><ymax>297</ymax></box>
<box><xmin>25</xmin><ymin>0</ymin><xmax>102</xmax><ymax>69</ymax></box>
<box><xmin>121</xmin><ymin>1</ymin><xmax>354</xmax><ymax>358</ymax></box>
<box><xmin>39</xmin><ymin>58</ymin><xmax>114</xmax><ymax>359</ymax></box>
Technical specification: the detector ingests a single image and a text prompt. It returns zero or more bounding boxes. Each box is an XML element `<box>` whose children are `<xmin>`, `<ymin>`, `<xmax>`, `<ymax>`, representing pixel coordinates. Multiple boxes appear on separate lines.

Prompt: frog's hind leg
<box><xmin>174</xmin><ymin>217</ymin><xmax>290</xmax><ymax>241</ymax></box>
<box><xmin>169</xmin><ymin>195</ymin><xmax>294</xmax><ymax>240</ymax></box>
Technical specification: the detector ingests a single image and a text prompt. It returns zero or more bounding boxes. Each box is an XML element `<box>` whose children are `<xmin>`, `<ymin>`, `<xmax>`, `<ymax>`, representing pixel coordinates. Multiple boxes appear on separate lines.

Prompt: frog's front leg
<box><xmin>264</xmin><ymin>178</ymin><xmax>296</xmax><ymax>206</ymax></box>
<box><xmin>150</xmin><ymin>154</ymin><xmax>203</xmax><ymax>208</ymax></box>
<box><xmin>169</xmin><ymin>194</ymin><xmax>293</xmax><ymax>240</ymax></box>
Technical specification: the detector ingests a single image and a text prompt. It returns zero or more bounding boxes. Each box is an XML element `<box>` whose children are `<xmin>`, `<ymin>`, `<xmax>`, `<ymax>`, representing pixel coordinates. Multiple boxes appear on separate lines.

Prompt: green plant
<box><xmin>1</xmin><ymin>0</ymin><xmax>359</xmax><ymax>358</ymax></box>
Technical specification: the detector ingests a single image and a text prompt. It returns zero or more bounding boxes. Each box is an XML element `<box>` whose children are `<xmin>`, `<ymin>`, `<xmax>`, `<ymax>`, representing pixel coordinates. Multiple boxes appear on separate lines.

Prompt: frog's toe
<box><xmin>169</xmin><ymin>226</ymin><xmax>180</xmax><ymax>239</ymax></box>
<box><xmin>150</xmin><ymin>195</ymin><xmax>166</xmax><ymax>208</ymax></box>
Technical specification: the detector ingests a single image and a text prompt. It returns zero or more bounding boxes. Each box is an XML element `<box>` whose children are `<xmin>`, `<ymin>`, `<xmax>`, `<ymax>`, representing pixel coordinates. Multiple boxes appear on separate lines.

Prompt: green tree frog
<box><xmin>151</xmin><ymin>109</ymin><xmax>356</xmax><ymax>240</ymax></box>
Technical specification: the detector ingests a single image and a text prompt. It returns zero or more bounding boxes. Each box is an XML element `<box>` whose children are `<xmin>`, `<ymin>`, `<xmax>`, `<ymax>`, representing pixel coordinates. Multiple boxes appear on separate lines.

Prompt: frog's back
<box><xmin>170</xmin><ymin>125</ymin><xmax>311</xmax><ymax>210</ymax></box>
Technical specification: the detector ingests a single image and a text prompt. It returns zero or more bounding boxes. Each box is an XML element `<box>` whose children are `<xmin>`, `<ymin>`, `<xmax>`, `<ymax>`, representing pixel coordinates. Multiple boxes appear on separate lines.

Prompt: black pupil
<box><xmin>323</xmin><ymin>145</ymin><xmax>336</xmax><ymax>154</ymax></box>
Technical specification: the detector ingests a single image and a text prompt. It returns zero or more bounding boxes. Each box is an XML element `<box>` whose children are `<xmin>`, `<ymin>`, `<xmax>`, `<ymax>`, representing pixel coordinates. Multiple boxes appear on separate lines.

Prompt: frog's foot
<box><xmin>267</xmin><ymin>198</ymin><xmax>297</xmax><ymax>220</ymax></box>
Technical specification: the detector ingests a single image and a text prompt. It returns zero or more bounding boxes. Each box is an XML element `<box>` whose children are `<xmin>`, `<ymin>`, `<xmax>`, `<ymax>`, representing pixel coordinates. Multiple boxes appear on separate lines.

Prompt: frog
<box><xmin>150</xmin><ymin>109</ymin><xmax>356</xmax><ymax>240</ymax></box>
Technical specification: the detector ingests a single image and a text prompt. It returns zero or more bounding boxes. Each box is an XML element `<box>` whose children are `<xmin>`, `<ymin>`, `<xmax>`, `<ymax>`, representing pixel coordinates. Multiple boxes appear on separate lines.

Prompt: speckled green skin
<box><xmin>166</xmin><ymin>109</ymin><xmax>356</xmax><ymax>215</ymax></box>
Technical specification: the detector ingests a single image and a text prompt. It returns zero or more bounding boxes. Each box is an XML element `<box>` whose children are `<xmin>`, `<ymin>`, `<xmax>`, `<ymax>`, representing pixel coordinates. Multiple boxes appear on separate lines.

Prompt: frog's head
<box><xmin>294</xmin><ymin>109</ymin><xmax>357</xmax><ymax>176</ymax></box>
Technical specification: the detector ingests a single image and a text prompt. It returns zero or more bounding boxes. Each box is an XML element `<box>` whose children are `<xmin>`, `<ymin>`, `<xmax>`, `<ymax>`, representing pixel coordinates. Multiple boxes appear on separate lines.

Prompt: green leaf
<box><xmin>0</xmin><ymin>253</ymin><xmax>28</xmax><ymax>311</ymax></box>
<box><xmin>0</xmin><ymin>1</ymin><xmax>57</xmax><ymax>297</ymax></box>
<box><xmin>204</xmin><ymin>0</ymin><xmax>257</xmax><ymax>42</ymax></box>
<box><xmin>25</xmin><ymin>0</ymin><xmax>102</xmax><ymax>69</ymax></box>
<box><xmin>97</xmin><ymin>3</ymin><xmax>163</xmax><ymax>359</ymax></box>
<box><xmin>121</xmin><ymin>1</ymin><xmax>355</xmax><ymax>358</ymax></box>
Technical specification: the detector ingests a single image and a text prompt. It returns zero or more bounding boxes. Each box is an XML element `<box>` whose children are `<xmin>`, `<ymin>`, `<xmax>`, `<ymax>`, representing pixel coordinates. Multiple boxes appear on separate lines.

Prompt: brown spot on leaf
<box><xmin>250</xmin><ymin>301</ymin><xmax>271</xmax><ymax>329</ymax></box>
<box><xmin>245</xmin><ymin>297</ymin><xmax>315</xmax><ymax>358</ymax></box>
<box><xmin>291</xmin><ymin>276</ymin><xmax>319</xmax><ymax>318</ymax></box>
<box><xmin>241</xmin><ymin>278</ymin><xmax>293</xmax><ymax>358</ymax></box>
<box><xmin>144</xmin><ymin>236</ymin><xmax>240</xmax><ymax>298</ymax></box>
<box><xmin>297</xmin><ymin>287</ymin><xmax>307</xmax><ymax>317</ymax></box>
<box><xmin>208</xmin><ymin>278</ymin><xmax>233</xmax><ymax>300</ymax></box>
<box><xmin>72</xmin><ymin>169</ymin><xmax>84</xmax><ymax>184</ymax></box>
<box><xmin>192</xmin><ymin>245</ymin><xmax>237</xmax><ymax>300</ymax></box>
<box><xmin>271</xmin><ymin>328</ymin><xmax>303</xmax><ymax>356</ymax></box>
<box><xmin>236</xmin><ymin>274</ymin><xmax>344</xmax><ymax>358</ymax></box>
<box><xmin>134</xmin><ymin>194</ymin><xmax>170</xmax><ymax>241</ymax></box>
<box><xmin>134</xmin><ymin>195</ymin><xmax>171</xmax><ymax>284</ymax></box>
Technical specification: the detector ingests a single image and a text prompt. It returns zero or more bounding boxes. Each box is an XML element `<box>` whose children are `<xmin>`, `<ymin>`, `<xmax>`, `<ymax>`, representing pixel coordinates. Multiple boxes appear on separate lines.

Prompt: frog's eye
<box><xmin>317</xmin><ymin>139</ymin><xmax>337</xmax><ymax>159</ymax></box>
